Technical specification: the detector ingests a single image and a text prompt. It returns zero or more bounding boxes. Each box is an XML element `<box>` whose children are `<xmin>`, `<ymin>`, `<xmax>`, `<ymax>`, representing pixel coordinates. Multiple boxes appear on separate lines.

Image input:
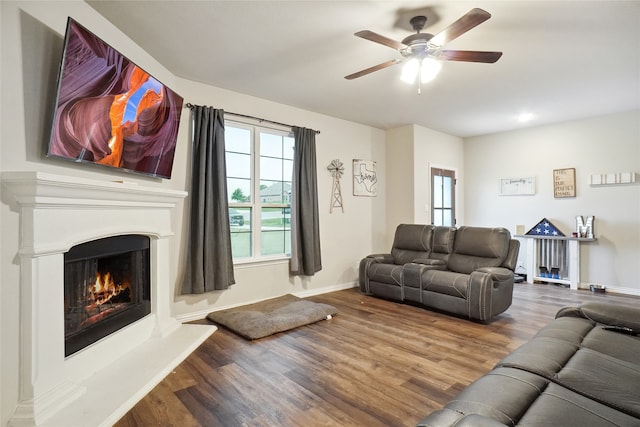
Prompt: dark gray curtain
<box><xmin>181</xmin><ymin>106</ymin><xmax>235</xmax><ymax>294</ymax></box>
<box><xmin>290</xmin><ymin>126</ymin><xmax>322</xmax><ymax>276</ymax></box>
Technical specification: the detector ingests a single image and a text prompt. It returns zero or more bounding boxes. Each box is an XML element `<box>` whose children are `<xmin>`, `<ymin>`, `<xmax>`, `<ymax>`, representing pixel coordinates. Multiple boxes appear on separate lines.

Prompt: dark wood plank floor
<box><xmin>115</xmin><ymin>283</ymin><xmax>639</xmax><ymax>426</ymax></box>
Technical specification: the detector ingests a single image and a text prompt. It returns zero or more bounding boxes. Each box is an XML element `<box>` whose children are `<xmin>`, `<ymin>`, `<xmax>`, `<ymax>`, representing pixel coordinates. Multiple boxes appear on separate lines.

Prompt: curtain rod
<box><xmin>185</xmin><ymin>103</ymin><xmax>320</xmax><ymax>134</ymax></box>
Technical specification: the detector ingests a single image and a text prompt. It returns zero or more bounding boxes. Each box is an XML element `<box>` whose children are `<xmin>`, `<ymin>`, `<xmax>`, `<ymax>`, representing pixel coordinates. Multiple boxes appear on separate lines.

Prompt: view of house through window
<box><xmin>225</xmin><ymin>122</ymin><xmax>293</xmax><ymax>260</ymax></box>
<box><xmin>431</xmin><ymin>167</ymin><xmax>456</xmax><ymax>227</ymax></box>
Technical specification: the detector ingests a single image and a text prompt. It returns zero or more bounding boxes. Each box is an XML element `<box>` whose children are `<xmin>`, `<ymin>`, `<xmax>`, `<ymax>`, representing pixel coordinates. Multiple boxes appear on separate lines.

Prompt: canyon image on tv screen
<box><xmin>47</xmin><ymin>17</ymin><xmax>184</xmax><ymax>179</ymax></box>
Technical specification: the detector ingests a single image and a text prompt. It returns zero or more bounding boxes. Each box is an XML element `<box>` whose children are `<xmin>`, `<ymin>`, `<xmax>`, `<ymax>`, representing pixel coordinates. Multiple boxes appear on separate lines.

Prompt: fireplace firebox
<box><xmin>64</xmin><ymin>235</ymin><xmax>151</xmax><ymax>356</ymax></box>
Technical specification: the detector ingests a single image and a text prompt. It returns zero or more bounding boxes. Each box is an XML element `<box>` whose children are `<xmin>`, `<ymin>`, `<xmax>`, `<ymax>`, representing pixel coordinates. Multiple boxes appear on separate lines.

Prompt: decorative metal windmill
<box><xmin>327</xmin><ymin>159</ymin><xmax>344</xmax><ymax>213</ymax></box>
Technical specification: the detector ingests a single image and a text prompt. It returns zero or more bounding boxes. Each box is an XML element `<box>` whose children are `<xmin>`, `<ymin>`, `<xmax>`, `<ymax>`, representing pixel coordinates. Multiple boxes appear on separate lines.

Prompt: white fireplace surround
<box><xmin>2</xmin><ymin>171</ymin><xmax>215</xmax><ymax>427</ymax></box>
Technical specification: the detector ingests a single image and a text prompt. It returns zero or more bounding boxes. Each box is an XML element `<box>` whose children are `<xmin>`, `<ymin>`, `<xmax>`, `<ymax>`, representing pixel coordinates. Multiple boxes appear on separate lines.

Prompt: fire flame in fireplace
<box><xmin>90</xmin><ymin>271</ymin><xmax>131</xmax><ymax>307</ymax></box>
<box><xmin>74</xmin><ymin>271</ymin><xmax>133</xmax><ymax>329</ymax></box>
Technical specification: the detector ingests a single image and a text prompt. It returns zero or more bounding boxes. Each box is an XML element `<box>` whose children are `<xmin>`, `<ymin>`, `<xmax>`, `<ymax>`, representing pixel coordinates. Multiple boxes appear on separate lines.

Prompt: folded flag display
<box><xmin>526</xmin><ymin>218</ymin><xmax>565</xmax><ymax>237</ymax></box>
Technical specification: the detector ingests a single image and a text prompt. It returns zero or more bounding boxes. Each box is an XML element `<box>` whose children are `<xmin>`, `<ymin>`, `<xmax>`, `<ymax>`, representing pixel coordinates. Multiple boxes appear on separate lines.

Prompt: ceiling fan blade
<box><xmin>355</xmin><ymin>30</ymin><xmax>407</xmax><ymax>50</ymax></box>
<box><xmin>429</xmin><ymin>8</ymin><xmax>491</xmax><ymax>47</ymax></box>
<box><xmin>344</xmin><ymin>60</ymin><xmax>400</xmax><ymax>80</ymax></box>
<box><xmin>438</xmin><ymin>50</ymin><xmax>503</xmax><ymax>63</ymax></box>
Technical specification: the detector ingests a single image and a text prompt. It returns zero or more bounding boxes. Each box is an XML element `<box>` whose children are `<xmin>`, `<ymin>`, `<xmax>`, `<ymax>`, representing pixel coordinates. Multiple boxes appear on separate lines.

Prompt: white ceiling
<box><xmin>87</xmin><ymin>1</ymin><xmax>640</xmax><ymax>138</ymax></box>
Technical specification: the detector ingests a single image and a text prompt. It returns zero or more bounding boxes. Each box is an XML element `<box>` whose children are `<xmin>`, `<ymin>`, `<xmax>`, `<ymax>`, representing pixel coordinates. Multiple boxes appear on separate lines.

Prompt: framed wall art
<box><xmin>553</xmin><ymin>168</ymin><xmax>576</xmax><ymax>198</ymax></box>
<box><xmin>499</xmin><ymin>177</ymin><xmax>535</xmax><ymax>195</ymax></box>
<box><xmin>352</xmin><ymin>159</ymin><xmax>377</xmax><ymax>197</ymax></box>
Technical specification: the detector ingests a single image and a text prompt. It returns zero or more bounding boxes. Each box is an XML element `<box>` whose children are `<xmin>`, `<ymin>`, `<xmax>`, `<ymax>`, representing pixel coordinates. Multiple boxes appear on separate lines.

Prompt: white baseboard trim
<box><xmin>176</xmin><ymin>281</ymin><xmax>358</xmax><ymax>323</ymax></box>
<box><xmin>602</xmin><ymin>285</ymin><xmax>640</xmax><ymax>297</ymax></box>
<box><xmin>578</xmin><ymin>282</ymin><xmax>640</xmax><ymax>297</ymax></box>
<box><xmin>292</xmin><ymin>281</ymin><xmax>358</xmax><ymax>298</ymax></box>
<box><xmin>578</xmin><ymin>282</ymin><xmax>640</xmax><ymax>296</ymax></box>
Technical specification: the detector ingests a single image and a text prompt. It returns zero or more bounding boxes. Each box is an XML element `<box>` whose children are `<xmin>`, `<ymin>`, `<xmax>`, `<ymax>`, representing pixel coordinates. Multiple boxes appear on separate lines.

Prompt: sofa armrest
<box><xmin>557</xmin><ymin>302</ymin><xmax>640</xmax><ymax>332</ymax></box>
<box><xmin>476</xmin><ymin>266</ymin><xmax>515</xmax><ymax>283</ymax></box>
<box><xmin>359</xmin><ymin>253</ymin><xmax>393</xmax><ymax>293</ymax></box>
<box><xmin>467</xmin><ymin>268</ymin><xmax>514</xmax><ymax>321</ymax></box>
<box><xmin>420</xmin><ymin>367</ymin><xmax>546</xmax><ymax>426</ymax></box>
<box><xmin>417</xmin><ymin>410</ymin><xmax>507</xmax><ymax>427</ymax></box>
<box><xmin>366</xmin><ymin>253</ymin><xmax>394</xmax><ymax>263</ymax></box>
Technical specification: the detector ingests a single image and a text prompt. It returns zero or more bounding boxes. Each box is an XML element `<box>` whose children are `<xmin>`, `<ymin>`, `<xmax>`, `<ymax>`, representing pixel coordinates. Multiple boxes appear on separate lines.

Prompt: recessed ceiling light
<box><xmin>517</xmin><ymin>113</ymin><xmax>536</xmax><ymax>123</ymax></box>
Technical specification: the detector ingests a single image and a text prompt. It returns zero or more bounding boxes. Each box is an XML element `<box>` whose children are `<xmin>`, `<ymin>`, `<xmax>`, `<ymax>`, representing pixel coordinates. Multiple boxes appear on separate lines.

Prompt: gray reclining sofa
<box><xmin>359</xmin><ymin>224</ymin><xmax>520</xmax><ymax>321</ymax></box>
<box><xmin>418</xmin><ymin>302</ymin><xmax>640</xmax><ymax>426</ymax></box>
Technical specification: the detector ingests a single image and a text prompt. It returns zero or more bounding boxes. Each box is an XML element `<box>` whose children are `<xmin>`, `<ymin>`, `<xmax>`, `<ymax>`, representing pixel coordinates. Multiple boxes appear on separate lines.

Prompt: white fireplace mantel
<box><xmin>2</xmin><ymin>171</ymin><xmax>215</xmax><ymax>427</ymax></box>
<box><xmin>3</xmin><ymin>171</ymin><xmax>188</xmax><ymax>256</ymax></box>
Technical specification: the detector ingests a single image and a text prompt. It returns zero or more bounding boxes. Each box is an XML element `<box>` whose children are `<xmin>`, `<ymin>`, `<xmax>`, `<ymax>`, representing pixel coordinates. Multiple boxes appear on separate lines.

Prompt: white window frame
<box><xmin>430</xmin><ymin>165</ymin><xmax>457</xmax><ymax>227</ymax></box>
<box><xmin>226</xmin><ymin>120</ymin><xmax>293</xmax><ymax>265</ymax></box>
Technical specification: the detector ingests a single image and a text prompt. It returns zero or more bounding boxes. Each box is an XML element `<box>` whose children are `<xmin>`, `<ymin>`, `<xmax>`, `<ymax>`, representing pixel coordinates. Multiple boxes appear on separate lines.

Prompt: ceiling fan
<box><xmin>345</xmin><ymin>8</ymin><xmax>502</xmax><ymax>91</ymax></box>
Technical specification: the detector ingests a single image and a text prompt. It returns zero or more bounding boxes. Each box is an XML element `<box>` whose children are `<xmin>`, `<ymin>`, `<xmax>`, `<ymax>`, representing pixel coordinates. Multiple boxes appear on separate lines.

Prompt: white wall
<box><xmin>384</xmin><ymin>124</ymin><xmax>464</xmax><ymax>247</ymax></box>
<box><xmin>413</xmin><ymin>125</ymin><xmax>465</xmax><ymax>226</ymax></box>
<box><xmin>464</xmin><ymin>110</ymin><xmax>640</xmax><ymax>293</ymax></box>
<box><xmin>171</xmin><ymin>78</ymin><xmax>386</xmax><ymax>319</ymax></box>
<box><xmin>385</xmin><ymin>125</ymin><xmax>415</xmax><ymax>245</ymax></box>
<box><xmin>0</xmin><ymin>2</ymin><xmax>386</xmax><ymax>424</ymax></box>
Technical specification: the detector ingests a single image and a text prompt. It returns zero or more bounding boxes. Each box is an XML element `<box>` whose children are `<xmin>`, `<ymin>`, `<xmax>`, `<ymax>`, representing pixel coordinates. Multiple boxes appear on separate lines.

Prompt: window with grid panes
<box><xmin>225</xmin><ymin>122</ymin><xmax>293</xmax><ymax>261</ymax></box>
<box><xmin>431</xmin><ymin>167</ymin><xmax>456</xmax><ymax>226</ymax></box>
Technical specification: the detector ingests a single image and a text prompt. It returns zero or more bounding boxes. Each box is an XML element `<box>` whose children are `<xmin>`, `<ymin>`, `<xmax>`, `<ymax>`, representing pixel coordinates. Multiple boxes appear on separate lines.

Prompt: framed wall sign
<box><xmin>352</xmin><ymin>159</ymin><xmax>377</xmax><ymax>196</ymax></box>
<box><xmin>499</xmin><ymin>177</ymin><xmax>535</xmax><ymax>195</ymax></box>
<box><xmin>553</xmin><ymin>168</ymin><xmax>576</xmax><ymax>198</ymax></box>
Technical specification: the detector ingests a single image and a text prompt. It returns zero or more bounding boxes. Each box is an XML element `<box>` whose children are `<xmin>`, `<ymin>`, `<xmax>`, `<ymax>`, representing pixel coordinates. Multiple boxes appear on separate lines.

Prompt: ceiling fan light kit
<box><xmin>422</xmin><ymin>58</ymin><xmax>441</xmax><ymax>83</ymax></box>
<box><xmin>400</xmin><ymin>58</ymin><xmax>442</xmax><ymax>94</ymax></box>
<box><xmin>346</xmin><ymin>8</ymin><xmax>502</xmax><ymax>93</ymax></box>
<box><xmin>400</xmin><ymin>58</ymin><xmax>420</xmax><ymax>83</ymax></box>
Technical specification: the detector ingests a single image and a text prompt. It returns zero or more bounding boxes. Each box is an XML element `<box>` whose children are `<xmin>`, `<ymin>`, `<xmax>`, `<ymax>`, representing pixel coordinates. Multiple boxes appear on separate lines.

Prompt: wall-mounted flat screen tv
<box><xmin>47</xmin><ymin>17</ymin><xmax>183</xmax><ymax>179</ymax></box>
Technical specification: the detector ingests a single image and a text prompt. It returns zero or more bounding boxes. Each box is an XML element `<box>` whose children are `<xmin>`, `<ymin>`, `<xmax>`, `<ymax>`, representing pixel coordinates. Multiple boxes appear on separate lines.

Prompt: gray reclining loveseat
<box><xmin>418</xmin><ymin>302</ymin><xmax>640</xmax><ymax>426</ymax></box>
<box><xmin>359</xmin><ymin>224</ymin><xmax>519</xmax><ymax>321</ymax></box>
